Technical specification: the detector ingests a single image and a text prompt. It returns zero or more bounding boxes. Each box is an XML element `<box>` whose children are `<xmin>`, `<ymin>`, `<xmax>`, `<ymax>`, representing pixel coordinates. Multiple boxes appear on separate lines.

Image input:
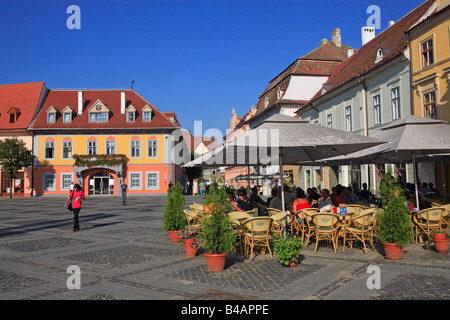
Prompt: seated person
<box><xmin>318</xmin><ymin>189</ymin><xmax>333</xmax><ymax>212</ymax></box>
<box><xmin>307</xmin><ymin>187</ymin><xmax>321</xmax><ymax>203</ymax></box>
<box><xmin>267</xmin><ymin>188</ymin><xmax>278</xmax><ymax>208</ymax></box>
<box><xmin>426</xmin><ymin>182</ymin><xmax>439</xmax><ymax>197</ymax></box>
<box><xmin>333</xmin><ymin>185</ymin><xmax>346</xmax><ymax>207</ymax></box>
<box><xmin>232</xmin><ymin>189</ymin><xmax>255</xmax><ymax>212</ymax></box>
<box><xmin>268</xmin><ymin>188</ymin><xmax>283</xmax><ymax>211</ymax></box>
<box><xmin>293</xmin><ymin>188</ymin><xmax>310</xmax><ymax>213</ymax></box>
<box><xmin>420</xmin><ymin>182</ymin><xmax>431</xmax><ymax>196</ymax></box>
<box><xmin>344</xmin><ymin>186</ymin><xmax>359</xmax><ymax>204</ymax></box>
<box><xmin>359</xmin><ymin>183</ymin><xmax>374</xmax><ymax>202</ymax></box>
<box><xmin>250</xmin><ymin>186</ymin><xmax>267</xmax><ymax>216</ymax></box>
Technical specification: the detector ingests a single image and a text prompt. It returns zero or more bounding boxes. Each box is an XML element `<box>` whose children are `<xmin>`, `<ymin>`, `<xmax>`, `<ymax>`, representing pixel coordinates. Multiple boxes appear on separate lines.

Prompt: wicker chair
<box><xmin>413</xmin><ymin>207</ymin><xmax>445</xmax><ymax>242</ymax></box>
<box><xmin>297</xmin><ymin>208</ymin><xmax>319</xmax><ymax>247</ymax></box>
<box><xmin>190</xmin><ymin>203</ymin><xmax>204</xmax><ymax>214</ymax></box>
<box><xmin>313</xmin><ymin>213</ymin><xmax>340</xmax><ymax>253</ymax></box>
<box><xmin>345</xmin><ymin>204</ymin><xmax>366</xmax><ymax>215</ymax></box>
<box><xmin>270</xmin><ymin>211</ymin><xmax>289</xmax><ymax>238</ymax></box>
<box><xmin>341</xmin><ymin>211</ymin><xmax>375</xmax><ymax>254</ymax></box>
<box><xmin>243</xmin><ymin>217</ymin><xmax>273</xmax><ymax>260</ymax></box>
<box><xmin>184</xmin><ymin>209</ymin><xmax>202</xmax><ymax>232</ymax></box>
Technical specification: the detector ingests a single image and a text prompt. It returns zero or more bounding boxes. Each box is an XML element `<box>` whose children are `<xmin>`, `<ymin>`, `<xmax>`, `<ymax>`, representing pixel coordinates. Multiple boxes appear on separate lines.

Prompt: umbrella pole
<box><xmin>413</xmin><ymin>152</ymin><xmax>420</xmax><ymax>211</ymax></box>
<box><xmin>247</xmin><ymin>166</ymin><xmax>251</xmax><ymax>194</ymax></box>
<box><xmin>441</xmin><ymin>158</ymin><xmax>447</xmax><ymax>201</ymax></box>
<box><xmin>279</xmin><ymin>151</ymin><xmax>287</xmax><ymax>239</ymax></box>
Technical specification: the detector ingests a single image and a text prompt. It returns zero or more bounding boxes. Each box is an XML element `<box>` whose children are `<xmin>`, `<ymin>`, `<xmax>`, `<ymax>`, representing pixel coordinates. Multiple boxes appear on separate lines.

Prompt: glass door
<box><xmin>92</xmin><ymin>173</ymin><xmax>113</xmax><ymax>195</ymax></box>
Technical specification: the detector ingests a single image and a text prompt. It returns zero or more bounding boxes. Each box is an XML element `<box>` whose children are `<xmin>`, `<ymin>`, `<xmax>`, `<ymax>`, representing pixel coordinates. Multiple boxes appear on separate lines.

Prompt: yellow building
<box><xmin>28</xmin><ymin>89</ymin><xmax>183</xmax><ymax>196</ymax></box>
<box><xmin>408</xmin><ymin>0</ymin><xmax>450</xmax><ymax>197</ymax></box>
<box><xmin>409</xmin><ymin>0</ymin><xmax>450</xmax><ymax>121</ymax></box>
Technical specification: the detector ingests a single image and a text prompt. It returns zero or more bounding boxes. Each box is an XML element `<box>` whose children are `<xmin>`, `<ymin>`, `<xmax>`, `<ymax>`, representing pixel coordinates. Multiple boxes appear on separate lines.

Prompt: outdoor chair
<box><xmin>190</xmin><ymin>203</ymin><xmax>204</xmax><ymax>214</ymax></box>
<box><xmin>364</xmin><ymin>207</ymin><xmax>383</xmax><ymax>241</ymax></box>
<box><xmin>345</xmin><ymin>204</ymin><xmax>366</xmax><ymax>215</ymax></box>
<box><xmin>313</xmin><ymin>213</ymin><xmax>340</xmax><ymax>253</ymax></box>
<box><xmin>431</xmin><ymin>203</ymin><xmax>450</xmax><ymax>228</ymax></box>
<box><xmin>228</xmin><ymin>211</ymin><xmax>252</xmax><ymax>254</ymax></box>
<box><xmin>341</xmin><ymin>211</ymin><xmax>375</xmax><ymax>254</ymax></box>
<box><xmin>297</xmin><ymin>208</ymin><xmax>319</xmax><ymax>247</ymax></box>
<box><xmin>413</xmin><ymin>207</ymin><xmax>445</xmax><ymax>242</ymax></box>
<box><xmin>267</xmin><ymin>208</ymin><xmax>283</xmax><ymax>217</ymax></box>
<box><xmin>184</xmin><ymin>209</ymin><xmax>202</xmax><ymax>232</ymax></box>
<box><xmin>243</xmin><ymin>217</ymin><xmax>273</xmax><ymax>260</ymax></box>
<box><xmin>270</xmin><ymin>211</ymin><xmax>289</xmax><ymax>238</ymax></box>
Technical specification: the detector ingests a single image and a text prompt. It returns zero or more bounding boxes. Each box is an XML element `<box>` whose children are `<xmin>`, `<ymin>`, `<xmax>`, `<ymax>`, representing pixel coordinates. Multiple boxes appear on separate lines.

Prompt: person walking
<box><xmin>199</xmin><ymin>180</ymin><xmax>206</xmax><ymax>199</ymax></box>
<box><xmin>120</xmin><ymin>180</ymin><xmax>128</xmax><ymax>205</ymax></box>
<box><xmin>64</xmin><ymin>183</ymin><xmax>85</xmax><ymax>232</ymax></box>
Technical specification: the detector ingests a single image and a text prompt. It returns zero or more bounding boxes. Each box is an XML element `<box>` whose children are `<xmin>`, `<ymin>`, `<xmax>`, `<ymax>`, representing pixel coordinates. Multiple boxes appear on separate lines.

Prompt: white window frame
<box><xmin>60</xmin><ymin>173</ymin><xmax>74</xmax><ymax>191</ymax></box>
<box><xmin>373</xmin><ymin>94</ymin><xmax>381</xmax><ymax>125</ymax></box>
<box><xmin>106</xmin><ymin>139</ymin><xmax>116</xmax><ymax>155</ymax></box>
<box><xmin>326</xmin><ymin>114</ymin><xmax>333</xmax><ymax>128</ymax></box>
<box><xmin>130</xmin><ymin>139</ymin><xmax>141</xmax><ymax>158</ymax></box>
<box><xmin>47</xmin><ymin>112</ymin><xmax>56</xmax><ymax>124</ymax></box>
<box><xmin>62</xmin><ymin>140</ymin><xmax>73</xmax><ymax>159</ymax></box>
<box><xmin>391</xmin><ymin>87</ymin><xmax>400</xmax><ymax>120</ymax></box>
<box><xmin>43</xmin><ymin>173</ymin><xmax>56</xmax><ymax>192</ymax></box>
<box><xmin>44</xmin><ymin>140</ymin><xmax>55</xmax><ymax>160</ymax></box>
<box><xmin>128</xmin><ymin>172</ymin><xmax>142</xmax><ymax>190</ymax></box>
<box><xmin>345</xmin><ymin>106</ymin><xmax>352</xmax><ymax>132</ymax></box>
<box><xmin>147</xmin><ymin>139</ymin><xmax>158</xmax><ymax>158</ymax></box>
<box><xmin>87</xmin><ymin>139</ymin><xmax>97</xmax><ymax>155</ymax></box>
<box><xmin>146</xmin><ymin>171</ymin><xmax>159</xmax><ymax>190</ymax></box>
<box><xmin>143</xmin><ymin>111</ymin><xmax>151</xmax><ymax>122</ymax></box>
<box><xmin>63</xmin><ymin>112</ymin><xmax>72</xmax><ymax>123</ymax></box>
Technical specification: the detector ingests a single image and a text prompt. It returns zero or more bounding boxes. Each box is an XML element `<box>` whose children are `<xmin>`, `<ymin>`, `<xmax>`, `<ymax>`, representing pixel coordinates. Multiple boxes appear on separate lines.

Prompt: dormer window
<box><xmin>375</xmin><ymin>48</ymin><xmax>384</xmax><ymax>63</ymax></box>
<box><xmin>126</xmin><ymin>105</ymin><xmax>137</xmax><ymax>122</ymax></box>
<box><xmin>46</xmin><ymin>106</ymin><xmax>58</xmax><ymax>124</ymax></box>
<box><xmin>88</xmin><ymin>100</ymin><xmax>110</xmax><ymax>123</ymax></box>
<box><xmin>62</xmin><ymin>106</ymin><xmax>74</xmax><ymax>123</ymax></box>
<box><xmin>142</xmin><ymin>105</ymin><xmax>153</xmax><ymax>122</ymax></box>
<box><xmin>7</xmin><ymin>107</ymin><xmax>21</xmax><ymax>124</ymax></box>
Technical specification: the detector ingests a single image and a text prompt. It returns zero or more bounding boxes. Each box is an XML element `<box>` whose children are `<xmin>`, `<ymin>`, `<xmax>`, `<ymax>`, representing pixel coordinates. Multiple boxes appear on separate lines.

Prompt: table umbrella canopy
<box><xmin>309</xmin><ymin>115</ymin><xmax>450</xmax><ymax>209</ymax></box>
<box><xmin>183</xmin><ymin>114</ymin><xmax>385</xmax><ymax>168</ymax></box>
<box><xmin>314</xmin><ymin>116</ymin><xmax>450</xmax><ymax>165</ymax></box>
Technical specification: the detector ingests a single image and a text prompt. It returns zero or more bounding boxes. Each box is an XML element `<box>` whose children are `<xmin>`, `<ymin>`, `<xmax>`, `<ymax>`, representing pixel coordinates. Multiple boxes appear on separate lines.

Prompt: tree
<box><xmin>0</xmin><ymin>138</ymin><xmax>35</xmax><ymax>198</ymax></box>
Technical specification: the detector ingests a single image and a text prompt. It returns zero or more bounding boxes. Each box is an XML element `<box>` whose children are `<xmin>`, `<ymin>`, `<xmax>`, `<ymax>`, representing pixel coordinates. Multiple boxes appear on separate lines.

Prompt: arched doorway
<box><xmin>89</xmin><ymin>172</ymin><xmax>114</xmax><ymax>195</ymax></box>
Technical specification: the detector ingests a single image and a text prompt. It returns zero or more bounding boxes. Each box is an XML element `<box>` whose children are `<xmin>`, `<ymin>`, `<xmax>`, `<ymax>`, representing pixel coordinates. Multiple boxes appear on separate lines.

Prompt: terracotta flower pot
<box><xmin>184</xmin><ymin>239</ymin><xmax>195</xmax><ymax>247</ymax></box>
<box><xmin>382</xmin><ymin>242</ymin><xmax>404</xmax><ymax>260</ymax></box>
<box><xmin>204</xmin><ymin>253</ymin><xmax>227</xmax><ymax>272</ymax></box>
<box><xmin>433</xmin><ymin>234</ymin><xmax>449</xmax><ymax>253</ymax></box>
<box><xmin>185</xmin><ymin>245</ymin><xmax>198</xmax><ymax>258</ymax></box>
<box><xmin>168</xmin><ymin>230</ymin><xmax>181</xmax><ymax>243</ymax></box>
<box><xmin>289</xmin><ymin>261</ymin><xmax>298</xmax><ymax>267</ymax></box>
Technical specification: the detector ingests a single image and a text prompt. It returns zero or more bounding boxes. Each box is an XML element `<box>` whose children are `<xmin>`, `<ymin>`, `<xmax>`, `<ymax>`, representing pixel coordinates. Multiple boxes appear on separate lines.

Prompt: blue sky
<box><xmin>0</xmin><ymin>0</ymin><xmax>426</xmax><ymax>138</ymax></box>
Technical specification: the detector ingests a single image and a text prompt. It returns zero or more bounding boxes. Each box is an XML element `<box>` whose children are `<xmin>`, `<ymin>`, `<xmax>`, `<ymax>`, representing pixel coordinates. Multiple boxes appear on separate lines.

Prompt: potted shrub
<box><xmin>376</xmin><ymin>170</ymin><xmax>414</xmax><ymax>260</ymax></box>
<box><xmin>273</xmin><ymin>233</ymin><xmax>304</xmax><ymax>267</ymax></box>
<box><xmin>427</xmin><ymin>230</ymin><xmax>449</xmax><ymax>253</ymax></box>
<box><xmin>163</xmin><ymin>183</ymin><xmax>186</xmax><ymax>242</ymax></box>
<box><xmin>201</xmin><ymin>179</ymin><xmax>235</xmax><ymax>272</ymax></box>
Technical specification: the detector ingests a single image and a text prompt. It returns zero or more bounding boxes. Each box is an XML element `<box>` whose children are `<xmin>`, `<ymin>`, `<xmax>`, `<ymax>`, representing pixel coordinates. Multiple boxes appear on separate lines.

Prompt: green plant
<box><xmin>377</xmin><ymin>170</ymin><xmax>413</xmax><ymax>247</ymax></box>
<box><xmin>163</xmin><ymin>183</ymin><xmax>186</xmax><ymax>232</ymax></box>
<box><xmin>200</xmin><ymin>179</ymin><xmax>235</xmax><ymax>254</ymax></box>
<box><xmin>73</xmin><ymin>154</ymin><xmax>128</xmax><ymax>167</ymax></box>
<box><xmin>273</xmin><ymin>233</ymin><xmax>303</xmax><ymax>266</ymax></box>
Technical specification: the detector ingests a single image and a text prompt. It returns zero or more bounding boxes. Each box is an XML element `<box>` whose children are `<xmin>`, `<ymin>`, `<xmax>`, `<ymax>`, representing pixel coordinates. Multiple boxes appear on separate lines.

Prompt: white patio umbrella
<box><xmin>184</xmin><ymin>114</ymin><xmax>385</xmax><ymax>213</ymax></box>
<box><xmin>313</xmin><ymin>115</ymin><xmax>450</xmax><ymax>210</ymax></box>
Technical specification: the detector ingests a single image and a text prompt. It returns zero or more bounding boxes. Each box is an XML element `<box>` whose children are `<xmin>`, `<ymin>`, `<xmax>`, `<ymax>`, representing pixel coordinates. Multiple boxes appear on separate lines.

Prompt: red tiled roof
<box><xmin>0</xmin><ymin>82</ymin><xmax>46</xmax><ymax>130</ymax></box>
<box><xmin>29</xmin><ymin>89</ymin><xmax>179</xmax><ymax>130</ymax></box>
<box><xmin>303</xmin><ymin>0</ymin><xmax>436</xmax><ymax>109</ymax></box>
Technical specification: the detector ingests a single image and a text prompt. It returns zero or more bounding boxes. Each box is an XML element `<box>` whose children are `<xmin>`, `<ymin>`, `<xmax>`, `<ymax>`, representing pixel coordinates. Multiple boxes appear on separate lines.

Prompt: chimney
<box><xmin>320</xmin><ymin>38</ymin><xmax>328</xmax><ymax>47</ymax></box>
<box><xmin>388</xmin><ymin>21</ymin><xmax>395</xmax><ymax>27</ymax></box>
<box><xmin>331</xmin><ymin>28</ymin><xmax>341</xmax><ymax>47</ymax></box>
<box><xmin>361</xmin><ymin>26</ymin><xmax>376</xmax><ymax>46</ymax></box>
<box><xmin>77</xmin><ymin>91</ymin><xmax>83</xmax><ymax>115</ymax></box>
<box><xmin>121</xmin><ymin>92</ymin><xmax>126</xmax><ymax>114</ymax></box>
<box><xmin>347</xmin><ymin>49</ymin><xmax>354</xmax><ymax>58</ymax></box>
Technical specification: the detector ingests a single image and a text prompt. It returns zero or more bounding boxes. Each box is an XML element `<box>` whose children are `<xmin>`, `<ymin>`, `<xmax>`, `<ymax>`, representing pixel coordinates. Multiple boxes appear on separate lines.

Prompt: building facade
<box><xmin>296</xmin><ymin>0</ymin><xmax>437</xmax><ymax>195</ymax></box>
<box><xmin>0</xmin><ymin>82</ymin><xmax>48</xmax><ymax>197</ymax></box>
<box><xmin>408</xmin><ymin>0</ymin><xmax>450</xmax><ymax>195</ymax></box>
<box><xmin>28</xmin><ymin>89</ymin><xmax>183</xmax><ymax>196</ymax></box>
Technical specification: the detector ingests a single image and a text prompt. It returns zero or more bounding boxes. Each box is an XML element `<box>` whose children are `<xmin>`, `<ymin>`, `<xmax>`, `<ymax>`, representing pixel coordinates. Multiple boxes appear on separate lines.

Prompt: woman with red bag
<box><xmin>64</xmin><ymin>184</ymin><xmax>85</xmax><ymax>232</ymax></box>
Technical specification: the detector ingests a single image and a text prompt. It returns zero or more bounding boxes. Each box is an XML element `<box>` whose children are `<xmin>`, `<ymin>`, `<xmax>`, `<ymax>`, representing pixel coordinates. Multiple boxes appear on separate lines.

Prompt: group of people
<box><xmin>224</xmin><ymin>182</ymin><xmax>379</xmax><ymax>216</ymax></box>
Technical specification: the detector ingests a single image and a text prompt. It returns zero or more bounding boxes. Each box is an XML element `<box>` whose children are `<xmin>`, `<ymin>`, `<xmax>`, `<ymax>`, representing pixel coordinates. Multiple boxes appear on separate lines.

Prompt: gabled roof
<box><xmin>0</xmin><ymin>82</ymin><xmax>47</xmax><ymax>130</ymax></box>
<box><xmin>302</xmin><ymin>0</ymin><xmax>436</xmax><ymax>110</ymax></box>
<box><xmin>29</xmin><ymin>89</ymin><xmax>179</xmax><ymax>130</ymax></box>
